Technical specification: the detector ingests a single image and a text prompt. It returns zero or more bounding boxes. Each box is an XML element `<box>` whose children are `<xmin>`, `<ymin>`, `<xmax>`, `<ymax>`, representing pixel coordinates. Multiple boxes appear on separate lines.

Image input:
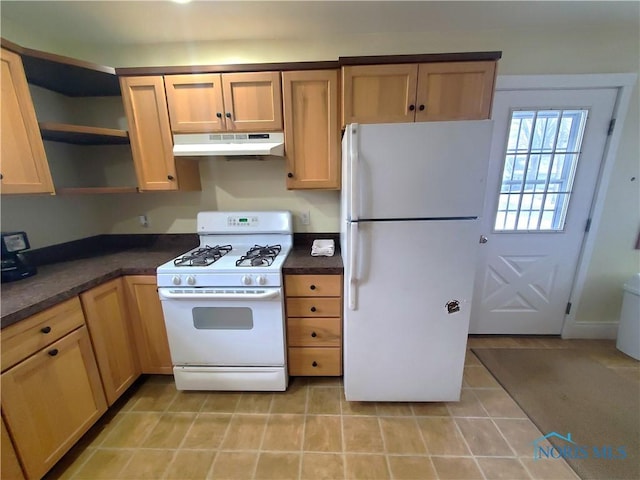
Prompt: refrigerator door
<box><xmin>346</xmin><ymin>121</ymin><xmax>493</xmax><ymax>220</ymax></box>
<box><xmin>344</xmin><ymin>218</ymin><xmax>479</xmax><ymax>401</ymax></box>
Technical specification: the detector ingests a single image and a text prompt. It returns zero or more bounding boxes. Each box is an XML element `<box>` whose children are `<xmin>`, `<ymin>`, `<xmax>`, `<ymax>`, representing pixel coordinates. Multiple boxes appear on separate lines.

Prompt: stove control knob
<box><xmin>256</xmin><ymin>275</ymin><xmax>267</xmax><ymax>286</ymax></box>
<box><xmin>186</xmin><ymin>275</ymin><xmax>196</xmax><ymax>286</ymax></box>
<box><xmin>172</xmin><ymin>275</ymin><xmax>181</xmax><ymax>285</ymax></box>
<box><xmin>242</xmin><ymin>275</ymin><xmax>252</xmax><ymax>285</ymax></box>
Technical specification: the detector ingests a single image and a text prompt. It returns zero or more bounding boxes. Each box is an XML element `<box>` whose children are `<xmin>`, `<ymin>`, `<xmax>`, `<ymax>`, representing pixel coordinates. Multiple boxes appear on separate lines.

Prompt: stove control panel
<box><xmin>227</xmin><ymin>215</ymin><xmax>259</xmax><ymax>227</ymax></box>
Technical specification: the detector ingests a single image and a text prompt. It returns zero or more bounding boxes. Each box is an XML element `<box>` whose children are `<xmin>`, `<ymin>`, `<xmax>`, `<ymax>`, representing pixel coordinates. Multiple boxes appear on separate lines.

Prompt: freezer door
<box><xmin>350</xmin><ymin>121</ymin><xmax>493</xmax><ymax>220</ymax></box>
<box><xmin>343</xmin><ymin>219</ymin><xmax>480</xmax><ymax>401</ymax></box>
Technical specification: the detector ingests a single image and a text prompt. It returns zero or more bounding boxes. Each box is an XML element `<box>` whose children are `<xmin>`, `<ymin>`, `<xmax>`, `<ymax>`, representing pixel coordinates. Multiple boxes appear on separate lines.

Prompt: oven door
<box><xmin>158</xmin><ymin>287</ymin><xmax>285</xmax><ymax>367</ymax></box>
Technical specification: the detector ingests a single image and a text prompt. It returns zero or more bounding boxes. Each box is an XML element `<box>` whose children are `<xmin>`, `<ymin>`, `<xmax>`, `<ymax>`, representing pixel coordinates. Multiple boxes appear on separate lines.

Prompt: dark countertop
<box><xmin>1</xmin><ymin>236</ymin><xmax>343</xmax><ymax>329</ymax></box>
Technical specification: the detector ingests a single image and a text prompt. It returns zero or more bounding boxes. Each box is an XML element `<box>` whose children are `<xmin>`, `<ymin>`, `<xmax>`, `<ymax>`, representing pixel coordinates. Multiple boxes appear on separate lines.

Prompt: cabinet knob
<box><xmin>287</xmin><ymin>172</ymin><xmax>294</xmax><ymax>178</ymax></box>
<box><xmin>0</xmin><ymin>173</ymin><xmax>3</xmax><ymax>180</ymax></box>
<box><xmin>309</xmin><ymin>284</ymin><xmax>316</xmax><ymax>290</ymax></box>
<box><xmin>216</xmin><ymin>112</ymin><xmax>222</xmax><ymax>118</ymax></box>
<box><xmin>225</xmin><ymin>112</ymin><xmax>232</xmax><ymax>118</ymax></box>
<box><xmin>409</xmin><ymin>104</ymin><xmax>415</xmax><ymax>111</ymax></box>
<box><xmin>167</xmin><ymin>175</ymin><xmax>175</xmax><ymax>181</ymax></box>
<box><xmin>310</xmin><ymin>306</ymin><xmax>317</xmax><ymax>312</ymax></box>
<box><xmin>312</xmin><ymin>361</ymin><xmax>318</xmax><ymax>367</ymax></box>
<box><xmin>311</xmin><ymin>331</ymin><xmax>317</xmax><ymax>338</ymax></box>
<box><xmin>419</xmin><ymin>104</ymin><xmax>425</xmax><ymax>111</ymax></box>
<box><xmin>48</xmin><ymin>349</ymin><xmax>59</xmax><ymax>357</ymax></box>
<box><xmin>41</xmin><ymin>326</ymin><xmax>52</xmax><ymax>334</ymax></box>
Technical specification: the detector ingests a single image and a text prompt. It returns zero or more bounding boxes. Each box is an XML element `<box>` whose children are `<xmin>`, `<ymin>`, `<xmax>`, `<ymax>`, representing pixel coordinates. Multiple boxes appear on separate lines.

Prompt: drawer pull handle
<box><xmin>311</xmin><ymin>331</ymin><xmax>317</xmax><ymax>338</ymax></box>
<box><xmin>312</xmin><ymin>361</ymin><xmax>318</xmax><ymax>367</ymax></box>
<box><xmin>310</xmin><ymin>306</ymin><xmax>316</xmax><ymax>312</ymax></box>
<box><xmin>48</xmin><ymin>349</ymin><xmax>59</xmax><ymax>357</ymax></box>
<box><xmin>41</xmin><ymin>326</ymin><xmax>52</xmax><ymax>334</ymax></box>
<box><xmin>309</xmin><ymin>284</ymin><xmax>316</xmax><ymax>290</ymax></box>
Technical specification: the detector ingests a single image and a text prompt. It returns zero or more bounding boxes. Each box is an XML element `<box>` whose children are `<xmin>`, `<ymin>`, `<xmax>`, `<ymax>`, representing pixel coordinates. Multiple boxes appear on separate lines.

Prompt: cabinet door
<box><xmin>80</xmin><ymin>278</ymin><xmax>140</xmax><ymax>406</ymax></box>
<box><xmin>342</xmin><ymin>64</ymin><xmax>418</xmax><ymax>125</ymax></box>
<box><xmin>124</xmin><ymin>276</ymin><xmax>173</xmax><ymax>374</ymax></box>
<box><xmin>120</xmin><ymin>76</ymin><xmax>200</xmax><ymax>191</ymax></box>
<box><xmin>283</xmin><ymin>70</ymin><xmax>340</xmax><ymax>190</ymax></box>
<box><xmin>0</xmin><ymin>48</ymin><xmax>54</xmax><ymax>195</ymax></box>
<box><xmin>164</xmin><ymin>74</ymin><xmax>226</xmax><ymax>133</ymax></box>
<box><xmin>221</xmin><ymin>72</ymin><xmax>283</xmax><ymax>131</ymax></box>
<box><xmin>1</xmin><ymin>327</ymin><xmax>107</xmax><ymax>480</ymax></box>
<box><xmin>415</xmin><ymin>61</ymin><xmax>496</xmax><ymax>121</ymax></box>
<box><xmin>1</xmin><ymin>417</ymin><xmax>25</xmax><ymax>480</ymax></box>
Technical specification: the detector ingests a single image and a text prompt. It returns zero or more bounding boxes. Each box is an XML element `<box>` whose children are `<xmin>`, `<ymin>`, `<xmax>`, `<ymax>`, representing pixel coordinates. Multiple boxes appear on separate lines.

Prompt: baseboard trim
<box><xmin>561</xmin><ymin>321</ymin><xmax>619</xmax><ymax>339</ymax></box>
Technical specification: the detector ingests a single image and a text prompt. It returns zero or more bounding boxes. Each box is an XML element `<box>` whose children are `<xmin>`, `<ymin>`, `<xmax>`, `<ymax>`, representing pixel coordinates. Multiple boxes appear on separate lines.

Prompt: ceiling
<box><xmin>1</xmin><ymin>1</ymin><xmax>638</xmax><ymax>46</ymax></box>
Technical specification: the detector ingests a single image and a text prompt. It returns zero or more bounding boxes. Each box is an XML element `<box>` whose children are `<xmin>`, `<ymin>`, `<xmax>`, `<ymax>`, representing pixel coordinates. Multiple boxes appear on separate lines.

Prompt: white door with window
<box><xmin>470</xmin><ymin>87</ymin><xmax>617</xmax><ymax>334</ymax></box>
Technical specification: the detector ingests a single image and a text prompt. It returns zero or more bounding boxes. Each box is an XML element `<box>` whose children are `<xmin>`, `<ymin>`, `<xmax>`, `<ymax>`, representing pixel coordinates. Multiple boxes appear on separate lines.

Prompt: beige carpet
<box><xmin>473</xmin><ymin>348</ymin><xmax>640</xmax><ymax>480</ymax></box>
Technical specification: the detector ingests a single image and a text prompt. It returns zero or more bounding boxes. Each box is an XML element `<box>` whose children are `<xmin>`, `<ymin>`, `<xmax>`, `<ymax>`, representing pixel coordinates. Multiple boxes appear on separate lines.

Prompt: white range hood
<box><xmin>173</xmin><ymin>132</ymin><xmax>285</xmax><ymax>157</ymax></box>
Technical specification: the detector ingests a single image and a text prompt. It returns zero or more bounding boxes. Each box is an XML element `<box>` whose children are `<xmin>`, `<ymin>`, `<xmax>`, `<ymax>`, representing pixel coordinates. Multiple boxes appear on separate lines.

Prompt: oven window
<box><xmin>192</xmin><ymin>307</ymin><xmax>254</xmax><ymax>330</ymax></box>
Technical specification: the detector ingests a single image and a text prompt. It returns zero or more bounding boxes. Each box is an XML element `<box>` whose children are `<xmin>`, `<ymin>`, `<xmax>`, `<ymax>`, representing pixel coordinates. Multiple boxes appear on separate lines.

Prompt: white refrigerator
<box><xmin>341</xmin><ymin>121</ymin><xmax>493</xmax><ymax>401</ymax></box>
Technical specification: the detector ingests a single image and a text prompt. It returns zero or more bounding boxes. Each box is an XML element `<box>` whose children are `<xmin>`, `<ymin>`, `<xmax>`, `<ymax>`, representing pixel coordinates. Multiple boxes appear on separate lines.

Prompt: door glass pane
<box><xmin>494</xmin><ymin>109</ymin><xmax>588</xmax><ymax>232</ymax></box>
<box><xmin>192</xmin><ymin>307</ymin><xmax>253</xmax><ymax>329</ymax></box>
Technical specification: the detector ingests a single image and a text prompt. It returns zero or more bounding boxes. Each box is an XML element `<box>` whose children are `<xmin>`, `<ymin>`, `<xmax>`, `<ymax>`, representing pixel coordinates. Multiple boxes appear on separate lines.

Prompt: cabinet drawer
<box><xmin>288</xmin><ymin>347</ymin><xmax>342</xmax><ymax>376</ymax></box>
<box><xmin>286</xmin><ymin>297</ymin><xmax>341</xmax><ymax>318</ymax></box>
<box><xmin>287</xmin><ymin>318</ymin><xmax>341</xmax><ymax>347</ymax></box>
<box><xmin>1</xmin><ymin>297</ymin><xmax>85</xmax><ymax>371</ymax></box>
<box><xmin>285</xmin><ymin>275</ymin><xmax>341</xmax><ymax>297</ymax></box>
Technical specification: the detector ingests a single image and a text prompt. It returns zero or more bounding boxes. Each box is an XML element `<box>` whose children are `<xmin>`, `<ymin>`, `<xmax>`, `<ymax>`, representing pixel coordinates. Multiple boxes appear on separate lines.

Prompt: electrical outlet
<box><xmin>139</xmin><ymin>214</ymin><xmax>149</xmax><ymax>228</ymax></box>
<box><xmin>300</xmin><ymin>210</ymin><xmax>310</xmax><ymax>225</ymax></box>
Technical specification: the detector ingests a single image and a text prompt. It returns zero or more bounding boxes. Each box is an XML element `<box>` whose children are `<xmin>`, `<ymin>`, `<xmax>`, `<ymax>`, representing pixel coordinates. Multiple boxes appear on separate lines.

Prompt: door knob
<box><xmin>479</xmin><ymin>235</ymin><xmax>488</xmax><ymax>244</ymax></box>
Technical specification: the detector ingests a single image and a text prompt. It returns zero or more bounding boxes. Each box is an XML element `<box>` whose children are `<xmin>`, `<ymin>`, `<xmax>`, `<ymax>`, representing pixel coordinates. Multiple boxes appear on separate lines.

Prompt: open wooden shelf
<box><xmin>56</xmin><ymin>187</ymin><xmax>138</xmax><ymax>195</ymax></box>
<box><xmin>39</xmin><ymin>122</ymin><xmax>129</xmax><ymax>145</ymax></box>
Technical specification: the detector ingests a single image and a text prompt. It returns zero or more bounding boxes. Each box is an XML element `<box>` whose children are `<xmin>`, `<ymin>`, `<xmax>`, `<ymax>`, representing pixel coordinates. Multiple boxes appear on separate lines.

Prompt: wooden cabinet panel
<box><xmin>80</xmin><ymin>278</ymin><xmax>140</xmax><ymax>406</ymax></box>
<box><xmin>283</xmin><ymin>70</ymin><xmax>340</xmax><ymax>190</ymax></box>
<box><xmin>288</xmin><ymin>347</ymin><xmax>341</xmax><ymax>376</ymax></box>
<box><xmin>0</xmin><ymin>48</ymin><xmax>54</xmax><ymax>195</ymax></box>
<box><xmin>285</xmin><ymin>274</ymin><xmax>342</xmax><ymax>297</ymax></box>
<box><xmin>287</xmin><ymin>318</ymin><xmax>341</xmax><ymax>347</ymax></box>
<box><xmin>286</xmin><ymin>297</ymin><xmax>341</xmax><ymax>318</ymax></box>
<box><xmin>120</xmin><ymin>75</ymin><xmax>200</xmax><ymax>192</ymax></box>
<box><xmin>1</xmin><ymin>326</ymin><xmax>107</xmax><ymax>480</ymax></box>
<box><xmin>342</xmin><ymin>64</ymin><xmax>418</xmax><ymax>126</ymax></box>
<box><xmin>1</xmin><ymin>417</ymin><xmax>25</xmax><ymax>480</ymax></box>
<box><xmin>415</xmin><ymin>61</ymin><xmax>496</xmax><ymax>121</ymax></box>
<box><xmin>165</xmin><ymin>74</ymin><xmax>226</xmax><ymax>133</ymax></box>
<box><xmin>221</xmin><ymin>72</ymin><xmax>282</xmax><ymax>131</ymax></box>
<box><xmin>124</xmin><ymin>276</ymin><xmax>172</xmax><ymax>374</ymax></box>
<box><xmin>1</xmin><ymin>297</ymin><xmax>85</xmax><ymax>372</ymax></box>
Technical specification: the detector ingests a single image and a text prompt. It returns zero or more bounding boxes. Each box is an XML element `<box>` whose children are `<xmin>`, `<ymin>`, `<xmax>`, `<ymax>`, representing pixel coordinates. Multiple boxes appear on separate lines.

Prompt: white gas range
<box><xmin>157</xmin><ymin>211</ymin><xmax>293</xmax><ymax>391</ymax></box>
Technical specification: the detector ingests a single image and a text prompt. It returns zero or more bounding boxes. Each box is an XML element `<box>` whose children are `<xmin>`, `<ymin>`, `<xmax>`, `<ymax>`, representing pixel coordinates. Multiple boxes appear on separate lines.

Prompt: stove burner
<box><xmin>236</xmin><ymin>244</ymin><xmax>282</xmax><ymax>267</ymax></box>
<box><xmin>174</xmin><ymin>245</ymin><xmax>232</xmax><ymax>267</ymax></box>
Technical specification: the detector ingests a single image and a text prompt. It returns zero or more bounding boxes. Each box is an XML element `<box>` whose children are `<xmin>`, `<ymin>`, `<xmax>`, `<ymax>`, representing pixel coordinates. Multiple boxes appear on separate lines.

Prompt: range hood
<box><xmin>173</xmin><ymin>132</ymin><xmax>285</xmax><ymax>157</ymax></box>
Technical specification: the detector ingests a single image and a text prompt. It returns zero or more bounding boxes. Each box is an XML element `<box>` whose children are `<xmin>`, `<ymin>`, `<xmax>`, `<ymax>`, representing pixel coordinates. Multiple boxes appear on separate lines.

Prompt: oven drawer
<box><xmin>1</xmin><ymin>297</ymin><xmax>85</xmax><ymax>371</ymax></box>
<box><xmin>286</xmin><ymin>297</ymin><xmax>341</xmax><ymax>317</ymax></box>
<box><xmin>287</xmin><ymin>318</ymin><xmax>341</xmax><ymax>347</ymax></box>
<box><xmin>285</xmin><ymin>275</ymin><xmax>342</xmax><ymax>297</ymax></box>
<box><xmin>288</xmin><ymin>347</ymin><xmax>342</xmax><ymax>376</ymax></box>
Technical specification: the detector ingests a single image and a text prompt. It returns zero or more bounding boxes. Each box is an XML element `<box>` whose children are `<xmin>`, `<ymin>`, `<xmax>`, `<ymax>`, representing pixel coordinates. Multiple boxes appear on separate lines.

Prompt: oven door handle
<box><xmin>158</xmin><ymin>289</ymin><xmax>281</xmax><ymax>301</ymax></box>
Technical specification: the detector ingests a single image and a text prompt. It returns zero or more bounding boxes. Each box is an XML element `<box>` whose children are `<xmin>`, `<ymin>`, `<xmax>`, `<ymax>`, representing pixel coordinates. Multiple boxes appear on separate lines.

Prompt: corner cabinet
<box><xmin>0</xmin><ymin>297</ymin><xmax>107</xmax><ymax>480</ymax></box>
<box><xmin>282</xmin><ymin>70</ymin><xmax>341</xmax><ymax>190</ymax></box>
<box><xmin>0</xmin><ymin>48</ymin><xmax>54</xmax><ymax>194</ymax></box>
<box><xmin>80</xmin><ymin>278</ymin><xmax>140</xmax><ymax>406</ymax></box>
<box><xmin>164</xmin><ymin>72</ymin><xmax>283</xmax><ymax>133</ymax></box>
<box><xmin>342</xmin><ymin>60</ymin><xmax>497</xmax><ymax>125</ymax></box>
<box><xmin>119</xmin><ymin>76</ymin><xmax>201</xmax><ymax>191</ymax></box>
<box><xmin>285</xmin><ymin>274</ymin><xmax>343</xmax><ymax>376</ymax></box>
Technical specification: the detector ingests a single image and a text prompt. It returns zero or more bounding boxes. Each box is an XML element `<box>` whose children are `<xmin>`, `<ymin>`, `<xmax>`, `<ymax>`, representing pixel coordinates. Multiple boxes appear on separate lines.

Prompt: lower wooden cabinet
<box><xmin>1</xmin><ymin>325</ymin><xmax>107</xmax><ymax>480</ymax></box>
<box><xmin>1</xmin><ymin>417</ymin><xmax>25</xmax><ymax>480</ymax></box>
<box><xmin>285</xmin><ymin>274</ymin><xmax>343</xmax><ymax>376</ymax></box>
<box><xmin>80</xmin><ymin>277</ymin><xmax>140</xmax><ymax>405</ymax></box>
<box><xmin>124</xmin><ymin>275</ymin><xmax>173</xmax><ymax>374</ymax></box>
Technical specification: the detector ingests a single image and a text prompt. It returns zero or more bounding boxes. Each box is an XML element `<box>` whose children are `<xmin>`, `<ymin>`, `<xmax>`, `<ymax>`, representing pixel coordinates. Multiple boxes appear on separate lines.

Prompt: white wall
<box><xmin>1</xmin><ymin>22</ymin><xmax>638</xmax><ymax>327</ymax></box>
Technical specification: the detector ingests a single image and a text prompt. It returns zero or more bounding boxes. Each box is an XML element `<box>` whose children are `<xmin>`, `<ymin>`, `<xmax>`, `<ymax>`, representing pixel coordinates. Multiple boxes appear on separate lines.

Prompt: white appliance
<box><xmin>341</xmin><ymin>121</ymin><xmax>493</xmax><ymax>401</ymax></box>
<box><xmin>173</xmin><ymin>132</ymin><xmax>285</xmax><ymax>157</ymax></box>
<box><xmin>157</xmin><ymin>211</ymin><xmax>292</xmax><ymax>391</ymax></box>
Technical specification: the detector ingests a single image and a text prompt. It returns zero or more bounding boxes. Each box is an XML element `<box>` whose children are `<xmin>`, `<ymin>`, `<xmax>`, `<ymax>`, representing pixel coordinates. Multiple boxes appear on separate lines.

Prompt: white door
<box><xmin>470</xmin><ymin>88</ymin><xmax>617</xmax><ymax>334</ymax></box>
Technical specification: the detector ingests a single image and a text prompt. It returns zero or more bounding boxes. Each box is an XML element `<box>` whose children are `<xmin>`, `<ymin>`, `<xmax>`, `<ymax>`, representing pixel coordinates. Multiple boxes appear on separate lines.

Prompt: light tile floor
<box><xmin>46</xmin><ymin>337</ymin><xmax>639</xmax><ymax>480</ymax></box>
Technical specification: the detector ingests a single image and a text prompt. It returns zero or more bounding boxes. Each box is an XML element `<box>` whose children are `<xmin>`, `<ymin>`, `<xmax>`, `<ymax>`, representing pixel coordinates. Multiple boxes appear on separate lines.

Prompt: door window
<box><xmin>495</xmin><ymin>109</ymin><xmax>588</xmax><ymax>232</ymax></box>
<box><xmin>192</xmin><ymin>307</ymin><xmax>253</xmax><ymax>330</ymax></box>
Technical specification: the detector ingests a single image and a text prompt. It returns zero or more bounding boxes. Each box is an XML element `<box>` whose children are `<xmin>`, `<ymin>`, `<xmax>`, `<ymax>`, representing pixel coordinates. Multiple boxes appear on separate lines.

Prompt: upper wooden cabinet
<box><xmin>164</xmin><ymin>72</ymin><xmax>283</xmax><ymax>133</ymax></box>
<box><xmin>282</xmin><ymin>70</ymin><xmax>340</xmax><ymax>190</ymax></box>
<box><xmin>120</xmin><ymin>75</ymin><xmax>201</xmax><ymax>191</ymax></box>
<box><xmin>0</xmin><ymin>48</ymin><xmax>54</xmax><ymax>195</ymax></box>
<box><xmin>342</xmin><ymin>60</ymin><xmax>497</xmax><ymax>125</ymax></box>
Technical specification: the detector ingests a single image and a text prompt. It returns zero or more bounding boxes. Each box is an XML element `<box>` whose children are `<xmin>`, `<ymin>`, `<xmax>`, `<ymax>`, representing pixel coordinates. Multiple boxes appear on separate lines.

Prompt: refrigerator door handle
<box><xmin>349</xmin><ymin>124</ymin><xmax>359</xmax><ymax>221</ymax></box>
<box><xmin>348</xmin><ymin>221</ymin><xmax>359</xmax><ymax>310</ymax></box>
